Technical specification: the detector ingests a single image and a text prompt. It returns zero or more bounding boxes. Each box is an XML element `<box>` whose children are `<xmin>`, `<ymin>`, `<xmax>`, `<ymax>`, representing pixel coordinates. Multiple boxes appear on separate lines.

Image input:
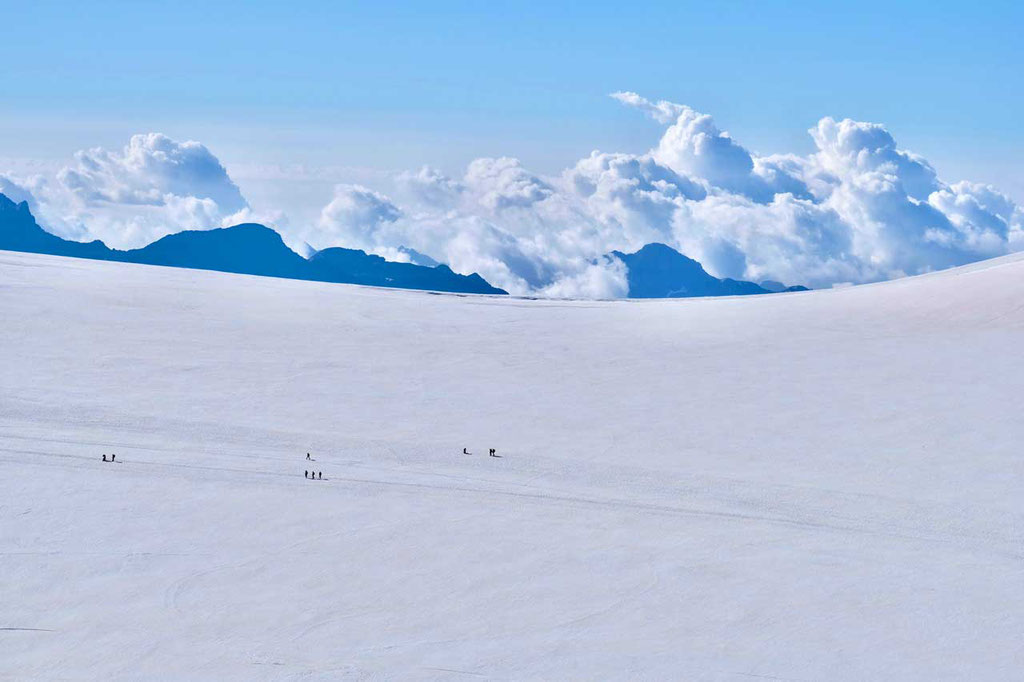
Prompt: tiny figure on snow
<box><xmin>102</xmin><ymin>454</ymin><xmax>107</xmax><ymax>462</ymax></box>
<box><xmin>463</xmin><ymin>447</ymin><xmax>470</xmax><ymax>455</ymax></box>
<box><xmin>489</xmin><ymin>448</ymin><xmax>497</xmax><ymax>457</ymax></box>
<box><xmin>305</xmin><ymin>470</ymin><xmax>308</xmax><ymax>478</ymax></box>
<box><xmin>306</xmin><ymin>453</ymin><xmax>311</xmax><ymax>461</ymax></box>
<box><xmin>110</xmin><ymin>454</ymin><xmax>116</xmax><ymax>462</ymax></box>
<box><xmin>318</xmin><ymin>471</ymin><xmax>322</xmax><ymax>480</ymax></box>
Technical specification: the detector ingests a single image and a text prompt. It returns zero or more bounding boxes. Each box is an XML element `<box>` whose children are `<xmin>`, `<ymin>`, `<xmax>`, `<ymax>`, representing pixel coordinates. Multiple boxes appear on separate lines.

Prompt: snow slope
<box><xmin>1</xmin><ymin>250</ymin><xmax>1022</xmax><ymax>680</ymax></box>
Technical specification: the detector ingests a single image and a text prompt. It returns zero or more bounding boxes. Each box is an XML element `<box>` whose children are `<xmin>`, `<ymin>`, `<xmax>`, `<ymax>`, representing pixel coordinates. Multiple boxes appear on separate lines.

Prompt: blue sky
<box><xmin>1</xmin><ymin>0</ymin><xmax>1021</xmax><ymax>194</ymax></box>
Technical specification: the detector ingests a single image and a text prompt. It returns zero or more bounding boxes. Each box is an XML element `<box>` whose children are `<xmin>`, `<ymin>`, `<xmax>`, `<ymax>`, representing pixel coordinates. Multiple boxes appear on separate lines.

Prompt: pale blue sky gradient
<box><xmin>1</xmin><ymin>0</ymin><xmax>1021</xmax><ymax>198</ymax></box>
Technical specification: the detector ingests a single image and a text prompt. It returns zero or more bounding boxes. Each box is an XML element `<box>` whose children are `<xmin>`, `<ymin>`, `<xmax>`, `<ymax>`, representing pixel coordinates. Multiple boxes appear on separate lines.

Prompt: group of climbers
<box><xmin>463</xmin><ymin>447</ymin><xmax>499</xmax><ymax>457</ymax></box>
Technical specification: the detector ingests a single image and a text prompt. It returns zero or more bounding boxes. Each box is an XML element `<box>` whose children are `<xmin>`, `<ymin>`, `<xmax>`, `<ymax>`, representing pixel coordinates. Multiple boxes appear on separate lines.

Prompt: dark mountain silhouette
<box><xmin>760</xmin><ymin>279</ymin><xmax>810</xmax><ymax>293</ymax></box>
<box><xmin>610</xmin><ymin>243</ymin><xmax>807</xmax><ymax>298</ymax></box>
<box><xmin>0</xmin><ymin>194</ymin><xmax>807</xmax><ymax>299</ymax></box>
<box><xmin>0</xmin><ymin>193</ymin><xmax>506</xmax><ymax>295</ymax></box>
<box><xmin>123</xmin><ymin>224</ymin><xmax>310</xmax><ymax>279</ymax></box>
<box><xmin>0</xmin><ymin>194</ymin><xmax>114</xmax><ymax>260</ymax></box>
<box><xmin>309</xmin><ymin>247</ymin><xmax>499</xmax><ymax>293</ymax></box>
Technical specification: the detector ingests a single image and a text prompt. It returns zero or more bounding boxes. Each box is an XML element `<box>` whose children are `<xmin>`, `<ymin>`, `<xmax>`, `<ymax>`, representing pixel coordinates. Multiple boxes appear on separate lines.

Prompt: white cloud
<box><xmin>58</xmin><ymin>133</ymin><xmax>246</xmax><ymax>211</ymax></box>
<box><xmin>396</xmin><ymin>166</ymin><xmax>464</xmax><ymax>207</ymax></box>
<box><xmin>6</xmin><ymin>133</ymin><xmax>254</xmax><ymax>248</ymax></box>
<box><xmin>3</xmin><ymin>97</ymin><xmax>1022</xmax><ymax>297</ymax></box>
<box><xmin>610</xmin><ymin>91</ymin><xmax>688</xmax><ymax>124</ymax></box>
<box><xmin>464</xmin><ymin>157</ymin><xmax>554</xmax><ymax>210</ymax></box>
<box><xmin>566</xmin><ymin>150</ymin><xmax>704</xmax><ymax>247</ymax></box>
<box><xmin>290</xmin><ymin>98</ymin><xmax>1023</xmax><ymax>294</ymax></box>
<box><xmin>540</xmin><ymin>255</ymin><xmax>629</xmax><ymax>299</ymax></box>
<box><xmin>313</xmin><ymin>184</ymin><xmax>402</xmax><ymax>251</ymax></box>
<box><xmin>929</xmin><ymin>181</ymin><xmax>1019</xmax><ymax>255</ymax></box>
<box><xmin>809</xmin><ymin>117</ymin><xmax>939</xmax><ymax>201</ymax></box>
<box><xmin>0</xmin><ymin>175</ymin><xmax>36</xmax><ymax>208</ymax></box>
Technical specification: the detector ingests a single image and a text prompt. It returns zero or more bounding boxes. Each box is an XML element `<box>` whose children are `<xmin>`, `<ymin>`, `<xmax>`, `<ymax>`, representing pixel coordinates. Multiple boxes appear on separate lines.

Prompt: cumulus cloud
<box><xmin>288</xmin><ymin>97</ymin><xmax>1023</xmax><ymax>294</ymax></box>
<box><xmin>3</xmin><ymin>96</ymin><xmax>1022</xmax><ymax>297</ymax></box>
<box><xmin>58</xmin><ymin>133</ymin><xmax>246</xmax><ymax>211</ymax></box>
<box><xmin>929</xmin><ymin>181</ymin><xmax>1021</xmax><ymax>254</ymax></box>
<box><xmin>396</xmin><ymin>166</ymin><xmax>464</xmax><ymax>207</ymax></box>
<box><xmin>540</xmin><ymin>255</ymin><xmax>629</xmax><ymax>299</ymax></box>
<box><xmin>809</xmin><ymin>117</ymin><xmax>939</xmax><ymax>201</ymax></box>
<box><xmin>464</xmin><ymin>157</ymin><xmax>554</xmax><ymax>210</ymax></box>
<box><xmin>0</xmin><ymin>175</ymin><xmax>36</xmax><ymax>208</ymax></box>
<box><xmin>566</xmin><ymin>150</ymin><xmax>705</xmax><ymax>247</ymax></box>
<box><xmin>799</xmin><ymin>117</ymin><xmax>1020</xmax><ymax>277</ymax></box>
<box><xmin>3</xmin><ymin>133</ymin><xmax>254</xmax><ymax>248</ymax></box>
<box><xmin>610</xmin><ymin>91</ymin><xmax>688</xmax><ymax>124</ymax></box>
<box><xmin>313</xmin><ymin>184</ymin><xmax>402</xmax><ymax>251</ymax></box>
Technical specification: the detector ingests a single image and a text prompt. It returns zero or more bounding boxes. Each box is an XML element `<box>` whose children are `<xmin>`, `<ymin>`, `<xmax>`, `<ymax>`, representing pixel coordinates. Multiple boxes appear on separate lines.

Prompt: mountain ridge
<box><xmin>0</xmin><ymin>194</ymin><xmax>507</xmax><ymax>295</ymax></box>
<box><xmin>610</xmin><ymin>242</ymin><xmax>806</xmax><ymax>298</ymax></box>
<box><xmin>0</xmin><ymin>193</ymin><xmax>807</xmax><ymax>298</ymax></box>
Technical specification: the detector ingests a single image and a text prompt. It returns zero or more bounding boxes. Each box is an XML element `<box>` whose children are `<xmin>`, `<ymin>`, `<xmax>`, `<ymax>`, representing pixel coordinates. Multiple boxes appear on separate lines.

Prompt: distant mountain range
<box><xmin>0</xmin><ymin>193</ymin><xmax>807</xmax><ymax>298</ymax></box>
<box><xmin>0</xmin><ymin>194</ymin><xmax>506</xmax><ymax>295</ymax></box>
<box><xmin>611</xmin><ymin>243</ymin><xmax>808</xmax><ymax>298</ymax></box>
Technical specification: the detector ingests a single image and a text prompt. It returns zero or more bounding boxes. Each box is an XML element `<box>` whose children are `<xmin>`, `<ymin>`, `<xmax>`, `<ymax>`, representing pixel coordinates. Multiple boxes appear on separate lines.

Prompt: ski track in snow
<box><xmin>3</xmin><ymin>442</ymin><xmax>1015</xmax><ymax>557</ymax></box>
<box><xmin>1</xmin><ymin>250</ymin><xmax>1024</xmax><ymax>680</ymax></box>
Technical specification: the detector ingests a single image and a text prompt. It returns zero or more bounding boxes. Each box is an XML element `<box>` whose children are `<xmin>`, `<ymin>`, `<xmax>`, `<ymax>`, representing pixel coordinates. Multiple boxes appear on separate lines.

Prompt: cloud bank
<box><xmin>304</xmin><ymin>94</ymin><xmax>1022</xmax><ymax>293</ymax></box>
<box><xmin>3</xmin><ymin>95</ymin><xmax>1021</xmax><ymax>295</ymax></box>
<box><xmin>0</xmin><ymin>134</ymin><xmax>266</xmax><ymax>248</ymax></box>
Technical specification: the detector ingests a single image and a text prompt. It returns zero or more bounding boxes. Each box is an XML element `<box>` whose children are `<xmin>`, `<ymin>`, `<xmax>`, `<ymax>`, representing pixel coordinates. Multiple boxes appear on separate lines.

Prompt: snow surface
<box><xmin>2</xmin><ymin>250</ymin><xmax>1023</xmax><ymax>680</ymax></box>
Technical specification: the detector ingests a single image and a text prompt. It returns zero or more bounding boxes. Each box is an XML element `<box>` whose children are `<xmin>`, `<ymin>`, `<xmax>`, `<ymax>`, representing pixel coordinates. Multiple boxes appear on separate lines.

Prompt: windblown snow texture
<box><xmin>1</xmin><ymin>248</ymin><xmax>1022</xmax><ymax>679</ymax></box>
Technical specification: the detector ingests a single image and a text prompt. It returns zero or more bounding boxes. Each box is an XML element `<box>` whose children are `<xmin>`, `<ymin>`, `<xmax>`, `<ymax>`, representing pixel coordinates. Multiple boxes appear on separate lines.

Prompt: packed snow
<box><xmin>1</xmin><ymin>250</ymin><xmax>1023</xmax><ymax>680</ymax></box>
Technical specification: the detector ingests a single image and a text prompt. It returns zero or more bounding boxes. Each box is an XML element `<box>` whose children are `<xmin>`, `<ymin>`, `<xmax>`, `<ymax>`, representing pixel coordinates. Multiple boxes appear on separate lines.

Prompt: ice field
<box><xmin>1</xmin><ymin>249</ymin><xmax>1023</xmax><ymax>680</ymax></box>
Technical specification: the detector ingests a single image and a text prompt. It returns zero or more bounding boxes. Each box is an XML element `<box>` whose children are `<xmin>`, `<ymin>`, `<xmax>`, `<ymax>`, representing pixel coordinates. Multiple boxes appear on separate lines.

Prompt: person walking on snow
<box><xmin>463</xmin><ymin>447</ymin><xmax>470</xmax><ymax>455</ymax></box>
<box><xmin>110</xmin><ymin>454</ymin><xmax>116</xmax><ymax>462</ymax></box>
<box><xmin>304</xmin><ymin>470</ymin><xmax>308</xmax><ymax>479</ymax></box>
<box><xmin>102</xmin><ymin>454</ymin><xmax>107</xmax><ymax>462</ymax></box>
<box><xmin>318</xmin><ymin>471</ymin><xmax>322</xmax><ymax>480</ymax></box>
<box><xmin>306</xmin><ymin>453</ymin><xmax>311</xmax><ymax>461</ymax></box>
